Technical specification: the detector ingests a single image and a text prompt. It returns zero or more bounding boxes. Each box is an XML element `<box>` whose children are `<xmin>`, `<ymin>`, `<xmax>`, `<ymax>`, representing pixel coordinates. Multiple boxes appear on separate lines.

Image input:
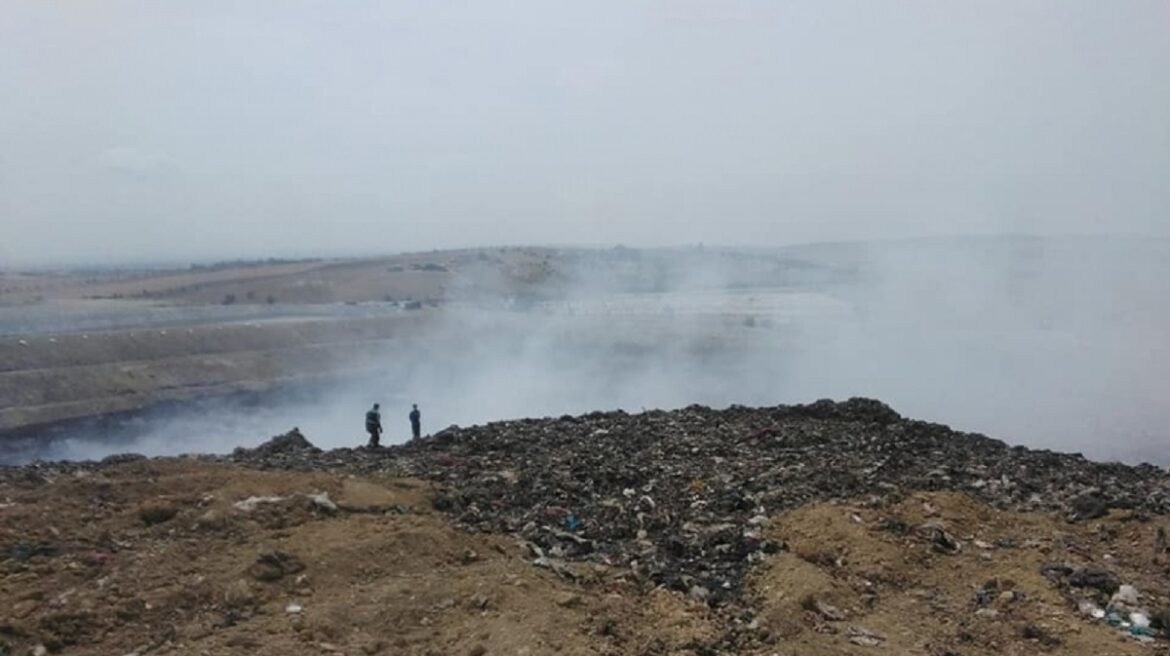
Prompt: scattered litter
<box><xmin>1078</xmin><ymin>600</ymin><xmax>1106</xmax><ymax>619</ymax></box>
<box><xmin>846</xmin><ymin>626</ymin><xmax>885</xmax><ymax>646</ymax></box>
<box><xmin>1112</xmin><ymin>584</ymin><xmax>1140</xmax><ymax>607</ymax></box>
<box><xmin>563</xmin><ymin>513</ymin><xmax>581</xmax><ymax>532</ymax></box>
<box><xmin>307</xmin><ymin>493</ymin><xmax>338</xmax><ymax>513</ymax></box>
<box><xmin>233</xmin><ymin>496</ymin><xmax>287</xmax><ymax>512</ymax></box>
<box><xmin>222</xmin><ymin>399</ymin><xmax>1170</xmax><ymax>608</ymax></box>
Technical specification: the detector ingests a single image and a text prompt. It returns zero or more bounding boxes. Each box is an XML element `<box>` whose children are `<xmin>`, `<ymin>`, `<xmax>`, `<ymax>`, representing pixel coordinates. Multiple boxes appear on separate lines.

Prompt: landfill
<box><xmin>4</xmin><ymin>398</ymin><xmax>1170</xmax><ymax>654</ymax></box>
<box><xmin>224</xmin><ymin>398</ymin><xmax>1170</xmax><ymax>605</ymax></box>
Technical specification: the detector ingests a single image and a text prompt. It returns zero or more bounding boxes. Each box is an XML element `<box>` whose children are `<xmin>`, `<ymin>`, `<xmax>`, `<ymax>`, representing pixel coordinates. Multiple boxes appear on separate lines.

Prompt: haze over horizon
<box><xmin>3</xmin><ymin>1</ymin><xmax>1168</xmax><ymax>266</ymax></box>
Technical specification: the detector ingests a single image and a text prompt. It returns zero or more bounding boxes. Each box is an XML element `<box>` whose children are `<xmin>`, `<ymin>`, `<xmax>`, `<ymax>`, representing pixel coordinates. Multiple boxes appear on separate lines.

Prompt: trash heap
<box><xmin>232</xmin><ymin>427</ymin><xmax>319</xmax><ymax>459</ymax></box>
<box><xmin>11</xmin><ymin>398</ymin><xmax>1168</xmax><ymax>612</ymax></box>
<box><xmin>226</xmin><ymin>398</ymin><xmax>1170</xmax><ymax>606</ymax></box>
<box><xmin>1043</xmin><ymin>565</ymin><xmax>1170</xmax><ymax>642</ymax></box>
<box><xmin>386</xmin><ymin>399</ymin><xmax>1170</xmax><ymax>603</ymax></box>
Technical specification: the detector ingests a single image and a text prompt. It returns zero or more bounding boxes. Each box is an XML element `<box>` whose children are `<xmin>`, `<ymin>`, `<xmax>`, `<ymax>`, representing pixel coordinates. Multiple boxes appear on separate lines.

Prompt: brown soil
<box><xmin>4</xmin><ymin>461</ymin><xmax>1169</xmax><ymax>655</ymax></box>
<box><xmin>747</xmin><ymin>492</ymin><xmax>1170</xmax><ymax>655</ymax></box>
<box><xmin>0</xmin><ymin>460</ymin><xmax>718</xmax><ymax>656</ymax></box>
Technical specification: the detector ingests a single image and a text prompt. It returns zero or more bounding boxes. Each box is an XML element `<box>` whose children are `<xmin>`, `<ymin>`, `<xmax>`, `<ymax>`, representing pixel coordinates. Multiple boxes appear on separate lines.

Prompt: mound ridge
<box><xmin>224</xmin><ymin>399</ymin><xmax>1170</xmax><ymax>604</ymax></box>
<box><xmin>4</xmin><ymin>398</ymin><xmax>1170</xmax><ymax>655</ymax></box>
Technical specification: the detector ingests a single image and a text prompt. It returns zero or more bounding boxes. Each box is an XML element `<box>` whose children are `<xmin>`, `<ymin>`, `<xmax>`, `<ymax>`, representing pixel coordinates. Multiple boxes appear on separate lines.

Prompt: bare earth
<box><xmin>2</xmin><ymin>459</ymin><xmax>1167</xmax><ymax>655</ymax></box>
<box><xmin>0</xmin><ymin>248</ymin><xmax>562</xmax><ymax>436</ymax></box>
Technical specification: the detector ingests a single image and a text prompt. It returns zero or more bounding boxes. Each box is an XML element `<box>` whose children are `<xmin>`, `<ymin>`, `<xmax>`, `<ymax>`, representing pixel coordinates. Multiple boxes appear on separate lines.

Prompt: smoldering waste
<box><xmin>223</xmin><ymin>399</ymin><xmax>1170</xmax><ymax>606</ymax></box>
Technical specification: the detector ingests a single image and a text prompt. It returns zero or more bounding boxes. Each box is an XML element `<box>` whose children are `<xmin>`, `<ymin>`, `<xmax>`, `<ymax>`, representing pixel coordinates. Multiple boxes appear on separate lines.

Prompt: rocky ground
<box><xmin>3</xmin><ymin>399</ymin><xmax>1170</xmax><ymax>655</ymax></box>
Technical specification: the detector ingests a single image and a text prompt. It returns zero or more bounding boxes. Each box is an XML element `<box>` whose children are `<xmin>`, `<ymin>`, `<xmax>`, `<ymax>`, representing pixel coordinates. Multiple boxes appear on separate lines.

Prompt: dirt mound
<box><xmin>229</xmin><ymin>399</ymin><xmax>1170</xmax><ymax>607</ymax></box>
<box><xmin>747</xmin><ymin>492</ymin><xmax>1170</xmax><ymax>654</ymax></box>
<box><xmin>0</xmin><ymin>460</ymin><xmax>717</xmax><ymax>655</ymax></box>
<box><xmin>3</xmin><ymin>399</ymin><xmax>1170</xmax><ymax>654</ymax></box>
<box><xmin>2</xmin><ymin>463</ymin><xmax>1167</xmax><ymax>656</ymax></box>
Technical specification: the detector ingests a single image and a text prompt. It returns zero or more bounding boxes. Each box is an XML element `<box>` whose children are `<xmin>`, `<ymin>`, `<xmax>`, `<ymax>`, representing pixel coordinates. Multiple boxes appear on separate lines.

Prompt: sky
<box><xmin>1</xmin><ymin>1</ymin><xmax>1168</xmax><ymax>266</ymax></box>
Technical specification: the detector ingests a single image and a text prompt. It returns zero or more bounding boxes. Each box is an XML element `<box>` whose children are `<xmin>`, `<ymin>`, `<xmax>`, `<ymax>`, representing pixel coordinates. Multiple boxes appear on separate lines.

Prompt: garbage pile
<box><xmin>1044</xmin><ymin>568</ymin><xmax>1170</xmax><ymax>641</ymax></box>
<box><xmin>226</xmin><ymin>398</ymin><xmax>1170</xmax><ymax>604</ymax></box>
<box><xmin>232</xmin><ymin>427</ymin><xmax>319</xmax><ymax>459</ymax></box>
<box><xmin>8</xmin><ymin>398</ymin><xmax>1168</xmax><ymax>609</ymax></box>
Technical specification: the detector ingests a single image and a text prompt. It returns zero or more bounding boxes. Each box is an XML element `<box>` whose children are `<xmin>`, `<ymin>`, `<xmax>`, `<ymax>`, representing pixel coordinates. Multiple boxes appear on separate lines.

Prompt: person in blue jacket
<box><xmin>409</xmin><ymin>403</ymin><xmax>421</xmax><ymax>439</ymax></box>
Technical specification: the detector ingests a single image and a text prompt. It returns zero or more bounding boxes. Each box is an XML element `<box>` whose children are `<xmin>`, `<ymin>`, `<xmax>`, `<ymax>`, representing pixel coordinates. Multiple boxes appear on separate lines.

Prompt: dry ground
<box><xmin>0</xmin><ymin>247</ymin><xmax>562</xmax><ymax>435</ymax></box>
<box><xmin>0</xmin><ymin>314</ymin><xmax>431</xmax><ymax>433</ymax></box>
<box><xmin>0</xmin><ymin>248</ymin><xmax>558</xmax><ymax>306</ymax></box>
<box><xmin>3</xmin><ymin>461</ymin><xmax>1169</xmax><ymax>655</ymax></box>
<box><xmin>748</xmin><ymin>492</ymin><xmax>1170</xmax><ymax>655</ymax></box>
<box><xmin>0</xmin><ymin>460</ymin><xmax>717</xmax><ymax>656</ymax></box>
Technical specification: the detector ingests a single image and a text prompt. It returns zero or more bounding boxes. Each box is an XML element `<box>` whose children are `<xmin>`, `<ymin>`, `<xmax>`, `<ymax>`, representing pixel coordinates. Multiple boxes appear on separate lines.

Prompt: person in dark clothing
<box><xmin>365</xmin><ymin>403</ymin><xmax>382</xmax><ymax>447</ymax></box>
<box><xmin>409</xmin><ymin>403</ymin><xmax>421</xmax><ymax>439</ymax></box>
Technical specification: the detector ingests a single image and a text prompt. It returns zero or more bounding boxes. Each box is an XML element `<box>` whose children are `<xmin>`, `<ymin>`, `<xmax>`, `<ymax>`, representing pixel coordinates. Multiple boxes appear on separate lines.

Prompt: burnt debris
<box><xmin>223</xmin><ymin>398</ymin><xmax>1170</xmax><ymax>604</ymax></box>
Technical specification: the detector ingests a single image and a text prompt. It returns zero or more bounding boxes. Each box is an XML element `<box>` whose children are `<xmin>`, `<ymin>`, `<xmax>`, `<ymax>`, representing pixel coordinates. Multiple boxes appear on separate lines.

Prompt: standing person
<box><xmin>409</xmin><ymin>403</ymin><xmax>421</xmax><ymax>439</ymax></box>
<box><xmin>365</xmin><ymin>403</ymin><xmax>382</xmax><ymax>447</ymax></box>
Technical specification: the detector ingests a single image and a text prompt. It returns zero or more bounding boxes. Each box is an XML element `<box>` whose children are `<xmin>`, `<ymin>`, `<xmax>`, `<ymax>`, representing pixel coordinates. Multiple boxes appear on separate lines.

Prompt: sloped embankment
<box><xmin>0</xmin><ymin>314</ymin><xmax>431</xmax><ymax>436</ymax></box>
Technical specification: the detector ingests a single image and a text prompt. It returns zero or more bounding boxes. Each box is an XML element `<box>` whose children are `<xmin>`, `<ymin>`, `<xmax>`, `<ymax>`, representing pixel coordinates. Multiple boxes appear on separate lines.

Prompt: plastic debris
<box><xmin>307</xmin><ymin>492</ymin><xmax>338</xmax><ymax>513</ymax></box>
<box><xmin>233</xmin><ymin>495</ymin><xmax>287</xmax><ymax>512</ymax></box>
<box><xmin>564</xmin><ymin>513</ymin><xmax>581</xmax><ymax>532</ymax></box>
<box><xmin>214</xmin><ymin>399</ymin><xmax>1170</xmax><ymax>607</ymax></box>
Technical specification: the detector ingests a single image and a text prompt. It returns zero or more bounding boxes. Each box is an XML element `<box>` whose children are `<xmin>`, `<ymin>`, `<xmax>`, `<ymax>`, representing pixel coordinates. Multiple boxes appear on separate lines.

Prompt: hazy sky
<box><xmin>2</xmin><ymin>1</ymin><xmax>1167</xmax><ymax>266</ymax></box>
